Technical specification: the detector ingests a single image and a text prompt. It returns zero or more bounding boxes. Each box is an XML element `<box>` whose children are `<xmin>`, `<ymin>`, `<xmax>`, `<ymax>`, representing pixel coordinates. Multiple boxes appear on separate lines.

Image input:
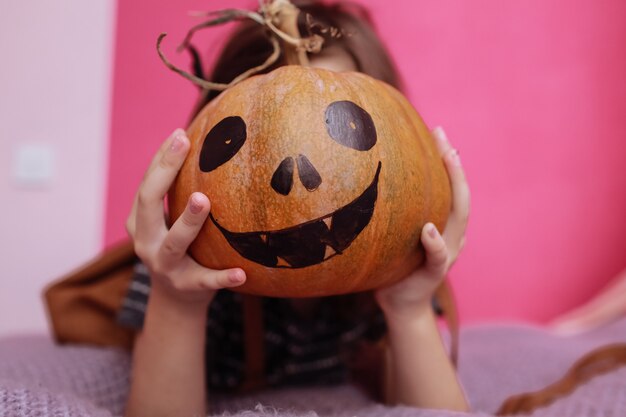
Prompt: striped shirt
<box><xmin>118</xmin><ymin>262</ymin><xmax>387</xmax><ymax>390</ymax></box>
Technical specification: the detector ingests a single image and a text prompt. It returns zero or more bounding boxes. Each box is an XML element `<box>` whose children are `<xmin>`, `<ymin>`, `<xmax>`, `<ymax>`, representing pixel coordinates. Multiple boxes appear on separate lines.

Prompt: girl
<box><xmin>122</xmin><ymin>1</ymin><xmax>471</xmax><ymax>415</ymax></box>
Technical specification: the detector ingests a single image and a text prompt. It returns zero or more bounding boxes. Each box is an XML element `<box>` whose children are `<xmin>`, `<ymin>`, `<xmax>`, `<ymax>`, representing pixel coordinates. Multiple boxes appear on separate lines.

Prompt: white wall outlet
<box><xmin>12</xmin><ymin>144</ymin><xmax>55</xmax><ymax>187</ymax></box>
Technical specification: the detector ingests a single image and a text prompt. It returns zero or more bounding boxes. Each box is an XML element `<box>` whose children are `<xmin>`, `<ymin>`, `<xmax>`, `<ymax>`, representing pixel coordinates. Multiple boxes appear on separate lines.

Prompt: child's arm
<box><xmin>123</xmin><ymin>129</ymin><xmax>246</xmax><ymax>417</ymax></box>
<box><xmin>125</xmin><ymin>287</ymin><xmax>211</xmax><ymax>417</ymax></box>
<box><xmin>376</xmin><ymin>126</ymin><xmax>470</xmax><ymax>411</ymax></box>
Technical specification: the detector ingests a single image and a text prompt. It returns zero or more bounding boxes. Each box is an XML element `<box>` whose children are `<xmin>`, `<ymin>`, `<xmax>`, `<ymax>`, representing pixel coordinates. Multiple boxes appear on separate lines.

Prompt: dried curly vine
<box><xmin>156</xmin><ymin>0</ymin><xmax>327</xmax><ymax>91</ymax></box>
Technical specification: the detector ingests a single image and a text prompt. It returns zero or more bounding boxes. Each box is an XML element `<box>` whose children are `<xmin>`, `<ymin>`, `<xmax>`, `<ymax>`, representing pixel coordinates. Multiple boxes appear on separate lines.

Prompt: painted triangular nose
<box><xmin>270</xmin><ymin>157</ymin><xmax>294</xmax><ymax>196</ymax></box>
<box><xmin>296</xmin><ymin>154</ymin><xmax>322</xmax><ymax>191</ymax></box>
<box><xmin>270</xmin><ymin>155</ymin><xmax>322</xmax><ymax>195</ymax></box>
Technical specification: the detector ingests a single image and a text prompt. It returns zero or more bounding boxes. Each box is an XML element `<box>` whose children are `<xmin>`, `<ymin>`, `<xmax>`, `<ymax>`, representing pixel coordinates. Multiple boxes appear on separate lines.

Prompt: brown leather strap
<box><xmin>497</xmin><ymin>343</ymin><xmax>626</xmax><ymax>415</ymax></box>
<box><xmin>239</xmin><ymin>294</ymin><xmax>266</xmax><ymax>391</ymax></box>
<box><xmin>434</xmin><ymin>279</ymin><xmax>460</xmax><ymax>367</ymax></box>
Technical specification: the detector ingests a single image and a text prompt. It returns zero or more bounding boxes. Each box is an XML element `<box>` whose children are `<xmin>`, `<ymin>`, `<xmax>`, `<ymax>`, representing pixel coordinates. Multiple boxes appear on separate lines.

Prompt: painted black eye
<box><xmin>199</xmin><ymin>116</ymin><xmax>247</xmax><ymax>172</ymax></box>
<box><xmin>325</xmin><ymin>101</ymin><xmax>377</xmax><ymax>151</ymax></box>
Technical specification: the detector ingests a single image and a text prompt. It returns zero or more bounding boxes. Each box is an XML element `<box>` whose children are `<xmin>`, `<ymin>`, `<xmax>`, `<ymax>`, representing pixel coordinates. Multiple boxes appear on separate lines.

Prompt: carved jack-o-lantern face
<box><xmin>169</xmin><ymin>66</ymin><xmax>451</xmax><ymax>297</ymax></box>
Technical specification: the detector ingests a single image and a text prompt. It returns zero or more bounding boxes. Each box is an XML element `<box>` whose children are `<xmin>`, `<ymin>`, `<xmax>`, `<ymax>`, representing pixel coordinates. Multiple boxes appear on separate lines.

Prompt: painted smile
<box><xmin>210</xmin><ymin>162</ymin><xmax>382</xmax><ymax>268</ymax></box>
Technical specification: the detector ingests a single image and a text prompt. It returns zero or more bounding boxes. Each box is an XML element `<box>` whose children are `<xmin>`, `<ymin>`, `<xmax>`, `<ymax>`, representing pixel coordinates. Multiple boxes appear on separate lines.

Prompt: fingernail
<box><xmin>170</xmin><ymin>129</ymin><xmax>186</xmax><ymax>152</ymax></box>
<box><xmin>450</xmin><ymin>149</ymin><xmax>461</xmax><ymax>166</ymax></box>
<box><xmin>189</xmin><ymin>194</ymin><xmax>203</xmax><ymax>214</ymax></box>
<box><xmin>427</xmin><ymin>223</ymin><xmax>438</xmax><ymax>239</ymax></box>
<box><xmin>229</xmin><ymin>269</ymin><xmax>245</xmax><ymax>284</ymax></box>
<box><xmin>433</xmin><ymin>126</ymin><xmax>448</xmax><ymax>143</ymax></box>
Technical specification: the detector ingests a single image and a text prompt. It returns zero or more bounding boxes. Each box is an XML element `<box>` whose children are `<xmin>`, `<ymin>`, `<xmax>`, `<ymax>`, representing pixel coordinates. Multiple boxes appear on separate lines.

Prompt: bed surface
<box><xmin>1</xmin><ymin>319</ymin><xmax>625</xmax><ymax>416</ymax></box>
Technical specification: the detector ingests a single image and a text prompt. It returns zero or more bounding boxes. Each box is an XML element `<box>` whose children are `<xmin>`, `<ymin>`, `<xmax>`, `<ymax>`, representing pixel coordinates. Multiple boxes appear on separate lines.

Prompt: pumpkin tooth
<box><xmin>276</xmin><ymin>257</ymin><xmax>290</xmax><ymax>267</ymax></box>
<box><xmin>324</xmin><ymin>245</ymin><xmax>336</xmax><ymax>259</ymax></box>
<box><xmin>260</xmin><ymin>233</ymin><xmax>267</xmax><ymax>243</ymax></box>
<box><xmin>322</xmin><ymin>217</ymin><xmax>332</xmax><ymax>229</ymax></box>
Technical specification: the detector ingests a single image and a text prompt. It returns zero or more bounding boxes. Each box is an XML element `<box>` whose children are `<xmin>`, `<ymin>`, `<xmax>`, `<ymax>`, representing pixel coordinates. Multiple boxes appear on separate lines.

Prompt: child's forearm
<box><xmin>124</xmin><ymin>286</ymin><xmax>210</xmax><ymax>417</ymax></box>
<box><xmin>384</xmin><ymin>307</ymin><xmax>469</xmax><ymax>411</ymax></box>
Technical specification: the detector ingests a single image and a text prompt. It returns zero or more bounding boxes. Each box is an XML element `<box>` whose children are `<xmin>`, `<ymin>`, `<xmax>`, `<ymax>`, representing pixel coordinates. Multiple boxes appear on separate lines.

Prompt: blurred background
<box><xmin>1</xmin><ymin>0</ymin><xmax>625</xmax><ymax>337</ymax></box>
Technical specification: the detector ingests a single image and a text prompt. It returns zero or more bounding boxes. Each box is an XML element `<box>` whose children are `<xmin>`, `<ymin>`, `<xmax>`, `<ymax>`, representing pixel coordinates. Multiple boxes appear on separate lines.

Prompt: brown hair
<box><xmin>189</xmin><ymin>0</ymin><xmax>403</xmax><ymax>115</ymax></box>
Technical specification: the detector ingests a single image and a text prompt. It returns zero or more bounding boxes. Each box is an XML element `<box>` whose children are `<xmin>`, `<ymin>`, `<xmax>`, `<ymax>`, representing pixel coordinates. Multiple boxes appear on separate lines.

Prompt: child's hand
<box><xmin>375</xmin><ymin>127</ymin><xmax>470</xmax><ymax>320</ymax></box>
<box><xmin>125</xmin><ymin>128</ymin><xmax>246</xmax><ymax>307</ymax></box>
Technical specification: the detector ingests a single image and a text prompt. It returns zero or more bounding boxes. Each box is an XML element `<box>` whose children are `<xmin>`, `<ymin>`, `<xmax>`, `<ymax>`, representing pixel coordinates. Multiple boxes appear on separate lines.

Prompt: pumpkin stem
<box><xmin>156</xmin><ymin>0</ymin><xmax>323</xmax><ymax>90</ymax></box>
<box><xmin>263</xmin><ymin>0</ymin><xmax>309</xmax><ymax>66</ymax></box>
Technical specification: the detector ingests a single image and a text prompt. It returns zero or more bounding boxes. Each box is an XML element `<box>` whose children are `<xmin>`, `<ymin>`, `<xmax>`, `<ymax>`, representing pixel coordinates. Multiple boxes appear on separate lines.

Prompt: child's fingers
<box><xmin>433</xmin><ymin>126</ymin><xmax>470</xmax><ymax>216</ymax></box>
<box><xmin>135</xmin><ymin>129</ymin><xmax>190</xmax><ymax>246</ymax></box>
<box><xmin>445</xmin><ymin>148</ymin><xmax>470</xmax><ymax>215</ymax></box>
<box><xmin>157</xmin><ymin>192</ymin><xmax>210</xmax><ymax>269</ymax></box>
<box><xmin>174</xmin><ymin>265</ymin><xmax>246</xmax><ymax>292</ymax></box>
<box><xmin>432</xmin><ymin>127</ymin><xmax>470</xmax><ymax>263</ymax></box>
<box><xmin>144</xmin><ymin>128</ymin><xmax>187</xmax><ymax>177</ymax></box>
<box><xmin>197</xmin><ymin>267</ymin><xmax>246</xmax><ymax>290</ymax></box>
<box><xmin>442</xmin><ymin>147</ymin><xmax>470</xmax><ymax>260</ymax></box>
<box><xmin>432</xmin><ymin>126</ymin><xmax>453</xmax><ymax>157</ymax></box>
<box><xmin>125</xmin><ymin>193</ymin><xmax>139</xmax><ymax>238</ymax></box>
<box><xmin>434</xmin><ymin>127</ymin><xmax>470</xmax><ymax>218</ymax></box>
<box><xmin>421</xmin><ymin>223</ymin><xmax>449</xmax><ymax>277</ymax></box>
<box><xmin>432</xmin><ymin>126</ymin><xmax>470</xmax><ymax>260</ymax></box>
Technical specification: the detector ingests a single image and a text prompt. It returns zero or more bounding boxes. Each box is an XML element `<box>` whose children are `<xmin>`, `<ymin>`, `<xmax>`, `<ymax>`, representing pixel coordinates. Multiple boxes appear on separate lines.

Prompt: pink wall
<box><xmin>106</xmin><ymin>0</ymin><xmax>626</xmax><ymax>323</ymax></box>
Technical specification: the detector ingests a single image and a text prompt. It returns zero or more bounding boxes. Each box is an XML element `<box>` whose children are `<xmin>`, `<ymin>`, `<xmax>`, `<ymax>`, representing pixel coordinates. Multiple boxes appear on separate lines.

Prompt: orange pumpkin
<box><xmin>168</xmin><ymin>65</ymin><xmax>451</xmax><ymax>297</ymax></box>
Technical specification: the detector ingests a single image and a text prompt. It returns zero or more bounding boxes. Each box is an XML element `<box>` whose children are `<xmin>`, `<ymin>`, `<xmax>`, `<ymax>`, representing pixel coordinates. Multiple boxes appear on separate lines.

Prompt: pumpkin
<box><xmin>168</xmin><ymin>64</ymin><xmax>451</xmax><ymax>297</ymax></box>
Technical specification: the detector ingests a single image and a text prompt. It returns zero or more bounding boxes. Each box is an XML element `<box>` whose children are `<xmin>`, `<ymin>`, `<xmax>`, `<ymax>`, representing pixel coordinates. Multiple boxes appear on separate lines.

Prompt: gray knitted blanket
<box><xmin>1</xmin><ymin>319</ymin><xmax>625</xmax><ymax>417</ymax></box>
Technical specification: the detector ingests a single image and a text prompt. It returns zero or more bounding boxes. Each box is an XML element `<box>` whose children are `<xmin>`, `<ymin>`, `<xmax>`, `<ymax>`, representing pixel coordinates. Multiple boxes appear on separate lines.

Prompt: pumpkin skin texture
<box><xmin>168</xmin><ymin>65</ymin><xmax>451</xmax><ymax>298</ymax></box>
